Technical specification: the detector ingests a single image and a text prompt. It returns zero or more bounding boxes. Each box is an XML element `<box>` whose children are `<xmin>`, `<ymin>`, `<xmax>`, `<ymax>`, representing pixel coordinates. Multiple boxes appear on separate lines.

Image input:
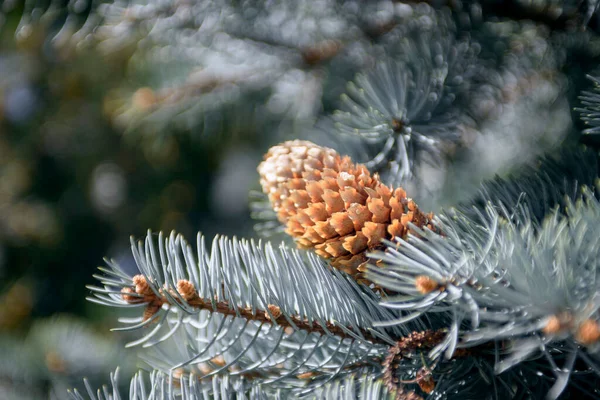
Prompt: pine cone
<box><xmin>258</xmin><ymin>140</ymin><xmax>435</xmax><ymax>277</ymax></box>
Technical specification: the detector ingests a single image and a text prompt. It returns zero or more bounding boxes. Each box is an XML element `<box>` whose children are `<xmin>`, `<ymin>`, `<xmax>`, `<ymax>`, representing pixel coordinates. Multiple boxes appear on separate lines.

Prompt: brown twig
<box><xmin>122</xmin><ymin>276</ymin><xmax>386</xmax><ymax>344</ymax></box>
<box><xmin>382</xmin><ymin>329</ymin><xmax>447</xmax><ymax>400</ymax></box>
<box><xmin>382</xmin><ymin>330</ymin><xmax>495</xmax><ymax>399</ymax></box>
<box><xmin>186</xmin><ymin>296</ymin><xmax>384</xmax><ymax>343</ymax></box>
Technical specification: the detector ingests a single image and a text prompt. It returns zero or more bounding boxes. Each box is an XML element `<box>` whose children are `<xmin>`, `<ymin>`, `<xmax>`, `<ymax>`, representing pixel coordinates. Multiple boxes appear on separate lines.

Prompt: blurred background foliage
<box><xmin>1</xmin><ymin>0</ymin><xmax>600</xmax><ymax>398</ymax></box>
<box><xmin>0</xmin><ymin>1</ymin><xmax>269</xmax><ymax>397</ymax></box>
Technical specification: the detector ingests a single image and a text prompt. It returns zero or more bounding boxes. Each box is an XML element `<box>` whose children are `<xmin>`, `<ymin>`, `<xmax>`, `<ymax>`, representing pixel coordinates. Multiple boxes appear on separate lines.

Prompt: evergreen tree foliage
<box><xmin>3</xmin><ymin>0</ymin><xmax>600</xmax><ymax>399</ymax></box>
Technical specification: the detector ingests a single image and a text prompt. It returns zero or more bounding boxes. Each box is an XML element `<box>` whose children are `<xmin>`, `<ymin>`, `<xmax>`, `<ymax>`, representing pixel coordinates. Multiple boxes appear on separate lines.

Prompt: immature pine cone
<box><xmin>258</xmin><ymin>140</ymin><xmax>434</xmax><ymax>276</ymax></box>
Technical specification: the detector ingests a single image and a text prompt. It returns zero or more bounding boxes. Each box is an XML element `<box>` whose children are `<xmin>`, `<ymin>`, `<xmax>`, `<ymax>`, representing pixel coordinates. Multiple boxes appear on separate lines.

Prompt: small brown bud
<box><xmin>228</xmin><ymin>364</ymin><xmax>241</xmax><ymax>373</ymax></box>
<box><xmin>416</xmin><ymin>367</ymin><xmax>435</xmax><ymax>394</ymax></box>
<box><xmin>133</xmin><ymin>274</ymin><xmax>153</xmax><ymax>296</ymax></box>
<box><xmin>198</xmin><ymin>363</ymin><xmax>213</xmax><ymax>375</ymax></box>
<box><xmin>391</xmin><ymin>118</ymin><xmax>404</xmax><ymax>132</ymax></box>
<box><xmin>542</xmin><ymin>312</ymin><xmax>573</xmax><ymax>335</ymax></box>
<box><xmin>176</xmin><ymin>279</ymin><xmax>197</xmax><ymax>301</ymax></box>
<box><xmin>542</xmin><ymin>315</ymin><xmax>562</xmax><ymax>335</ymax></box>
<box><xmin>172</xmin><ymin>368</ymin><xmax>185</xmax><ymax>380</ymax></box>
<box><xmin>415</xmin><ymin>276</ymin><xmax>439</xmax><ymax>294</ymax></box>
<box><xmin>576</xmin><ymin>319</ymin><xmax>600</xmax><ymax>345</ymax></box>
<box><xmin>45</xmin><ymin>351</ymin><xmax>67</xmax><ymax>373</ymax></box>
<box><xmin>132</xmin><ymin>87</ymin><xmax>157</xmax><ymax>111</ymax></box>
<box><xmin>143</xmin><ymin>299</ymin><xmax>163</xmax><ymax>321</ymax></box>
<box><xmin>121</xmin><ymin>287</ymin><xmax>139</xmax><ymax>303</ymax></box>
<box><xmin>302</xmin><ymin>40</ymin><xmax>342</xmax><ymax>66</ymax></box>
<box><xmin>210</xmin><ymin>355</ymin><xmax>227</xmax><ymax>367</ymax></box>
<box><xmin>265</xmin><ymin>304</ymin><xmax>282</xmax><ymax>320</ymax></box>
<box><xmin>296</xmin><ymin>371</ymin><xmax>315</xmax><ymax>380</ymax></box>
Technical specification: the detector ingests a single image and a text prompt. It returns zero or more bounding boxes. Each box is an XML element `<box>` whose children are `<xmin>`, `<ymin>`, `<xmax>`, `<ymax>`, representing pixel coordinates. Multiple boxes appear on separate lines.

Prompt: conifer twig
<box><xmin>382</xmin><ymin>329</ymin><xmax>486</xmax><ymax>400</ymax></box>
<box><xmin>382</xmin><ymin>329</ymin><xmax>446</xmax><ymax>400</ymax></box>
<box><xmin>122</xmin><ymin>276</ymin><xmax>386</xmax><ymax>344</ymax></box>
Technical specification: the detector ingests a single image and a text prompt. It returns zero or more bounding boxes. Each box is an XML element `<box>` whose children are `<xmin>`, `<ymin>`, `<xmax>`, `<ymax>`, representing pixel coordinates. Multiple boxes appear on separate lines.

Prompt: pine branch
<box><xmin>460</xmin><ymin>146</ymin><xmax>599</xmax><ymax>224</ymax></box>
<box><xmin>121</xmin><ymin>274</ymin><xmax>382</xmax><ymax>343</ymax></box>
<box><xmin>309</xmin><ymin>372</ymin><xmax>391</xmax><ymax>399</ymax></box>
<box><xmin>578</xmin><ymin>73</ymin><xmax>600</xmax><ymax>136</ymax></box>
<box><xmin>332</xmin><ymin>52</ymin><xmax>470</xmax><ymax>187</ymax></box>
<box><xmin>479</xmin><ymin>0</ymin><xmax>595</xmax><ymax>31</ymax></box>
<box><xmin>28</xmin><ymin>2</ymin><xmax>600</xmax><ymax>398</ymax></box>
<box><xmin>68</xmin><ymin>368</ymin><xmax>251</xmax><ymax>400</ymax></box>
<box><xmin>91</xmin><ymin>0</ymin><xmax>378</xmax><ymax>139</ymax></box>
<box><xmin>382</xmin><ymin>330</ymin><xmax>446</xmax><ymax>400</ymax></box>
<box><xmin>367</xmin><ymin>181</ymin><xmax>600</xmax><ymax>398</ymax></box>
<box><xmin>70</xmin><ymin>367</ymin><xmax>392</xmax><ymax>400</ymax></box>
<box><xmin>88</xmin><ymin>231</ymin><xmax>411</xmax><ymax>390</ymax></box>
<box><xmin>2</xmin><ymin>0</ymin><xmax>103</xmax><ymax>50</ymax></box>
